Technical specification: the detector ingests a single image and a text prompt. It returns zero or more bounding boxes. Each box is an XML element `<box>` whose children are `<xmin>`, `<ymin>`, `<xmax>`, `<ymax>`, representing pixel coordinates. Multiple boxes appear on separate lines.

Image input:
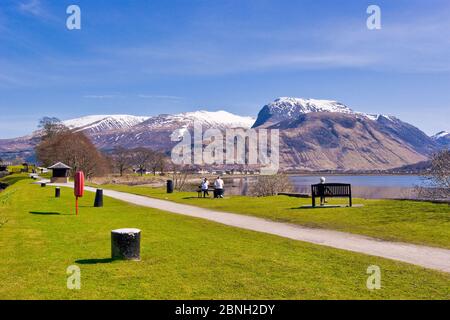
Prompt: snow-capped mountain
<box><xmin>63</xmin><ymin>115</ymin><xmax>150</xmax><ymax>133</ymax></box>
<box><xmin>176</xmin><ymin>110</ymin><xmax>255</xmax><ymax>128</ymax></box>
<box><xmin>62</xmin><ymin>111</ymin><xmax>253</xmax><ymax>133</ymax></box>
<box><xmin>57</xmin><ymin>110</ymin><xmax>254</xmax><ymax>147</ymax></box>
<box><xmin>432</xmin><ymin>131</ymin><xmax>450</xmax><ymax>147</ymax></box>
<box><xmin>0</xmin><ymin>110</ymin><xmax>255</xmax><ymax>160</ymax></box>
<box><xmin>250</xmin><ymin>97</ymin><xmax>439</xmax><ymax>170</ymax></box>
<box><xmin>86</xmin><ymin>110</ymin><xmax>255</xmax><ymax>149</ymax></box>
<box><xmin>0</xmin><ymin>98</ymin><xmax>442</xmax><ymax>170</ymax></box>
<box><xmin>139</xmin><ymin>110</ymin><xmax>254</xmax><ymax>130</ymax></box>
<box><xmin>132</xmin><ymin>110</ymin><xmax>255</xmax><ymax>142</ymax></box>
<box><xmin>265</xmin><ymin>97</ymin><xmax>354</xmax><ymax>114</ymax></box>
<box><xmin>253</xmin><ymin>97</ymin><xmax>391</xmax><ymax>128</ymax></box>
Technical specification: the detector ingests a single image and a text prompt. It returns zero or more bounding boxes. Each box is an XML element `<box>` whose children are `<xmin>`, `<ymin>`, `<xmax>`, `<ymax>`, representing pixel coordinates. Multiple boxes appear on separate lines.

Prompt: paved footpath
<box><xmin>50</xmin><ymin>182</ymin><xmax>450</xmax><ymax>273</ymax></box>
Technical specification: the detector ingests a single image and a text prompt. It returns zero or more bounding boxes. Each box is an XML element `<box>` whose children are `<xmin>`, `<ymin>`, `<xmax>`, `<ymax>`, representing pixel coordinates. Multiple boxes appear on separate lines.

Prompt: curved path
<box><xmin>51</xmin><ymin>182</ymin><xmax>450</xmax><ymax>273</ymax></box>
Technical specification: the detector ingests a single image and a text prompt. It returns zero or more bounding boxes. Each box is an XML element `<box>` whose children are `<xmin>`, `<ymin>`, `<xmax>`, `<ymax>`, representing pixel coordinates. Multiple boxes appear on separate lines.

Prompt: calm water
<box><xmin>224</xmin><ymin>175</ymin><xmax>424</xmax><ymax>199</ymax></box>
<box><xmin>290</xmin><ymin>175</ymin><xmax>422</xmax><ymax>187</ymax></box>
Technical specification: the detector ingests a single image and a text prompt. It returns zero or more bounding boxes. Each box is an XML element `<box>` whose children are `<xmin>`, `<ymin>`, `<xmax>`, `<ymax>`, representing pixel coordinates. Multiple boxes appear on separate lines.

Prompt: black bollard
<box><xmin>166</xmin><ymin>179</ymin><xmax>174</xmax><ymax>193</ymax></box>
<box><xmin>111</xmin><ymin>228</ymin><xmax>141</xmax><ymax>261</ymax></box>
<box><xmin>55</xmin><ymin>187</ymin><xmax>60</xmax><ymax>198</ymax></box>
<box><xmin>94</xmin><ymin>189</ymin><xmax>103</xmax><ymax>207</ymax></box>
<box><xmin>41</xmin><ymin>182</ymin><xmax>46</xmax><ymax>187</ymax></box>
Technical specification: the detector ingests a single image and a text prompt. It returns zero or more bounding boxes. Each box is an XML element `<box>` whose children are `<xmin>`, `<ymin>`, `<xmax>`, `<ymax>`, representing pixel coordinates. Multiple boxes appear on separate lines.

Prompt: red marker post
<box><xmin>74</xmin><ymin>171</ymin><xmax>85</xmax><ymax>216</ymax></box>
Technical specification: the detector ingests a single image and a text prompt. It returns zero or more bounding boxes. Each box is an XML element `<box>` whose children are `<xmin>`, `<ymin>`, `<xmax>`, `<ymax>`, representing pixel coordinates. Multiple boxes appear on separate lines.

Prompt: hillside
<box><xmin>0</xmin><ymin>98</ymin><xmax>444</xmax><ymax>171</ymax></box>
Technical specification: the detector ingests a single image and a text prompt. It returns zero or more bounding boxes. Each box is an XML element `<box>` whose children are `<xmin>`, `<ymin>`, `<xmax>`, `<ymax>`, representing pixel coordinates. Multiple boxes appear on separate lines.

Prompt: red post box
<box><xmin>74</xmin><ymin>171</ymin><xmax>85</xmax><ymax>215</ymax></box>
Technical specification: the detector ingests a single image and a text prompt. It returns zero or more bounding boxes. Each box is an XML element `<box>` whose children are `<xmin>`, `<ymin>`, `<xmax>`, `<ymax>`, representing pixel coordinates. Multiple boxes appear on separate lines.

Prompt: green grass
<box><xmin>96</xmin><ymin>184</ymin><xmax>450</xmax><ymax>249</ymax></box>
<box><xmin>0</xmin><ymin>177</ymin><xmax>449</xmax><ymax>299</ymax></box>
<box><xmin>6</xmin><ymin>165</ymin><xmax>25</xmax><ymax>173</ymax></box>
<box><xmin>0</xmin><ymin>173</ymin><xmax>30</xmax><ymax>186</ymax></box>
<box><xmin>6</xmin><ymin>165</ymin><xmax>35</xmax><ymax>174</ymax></box>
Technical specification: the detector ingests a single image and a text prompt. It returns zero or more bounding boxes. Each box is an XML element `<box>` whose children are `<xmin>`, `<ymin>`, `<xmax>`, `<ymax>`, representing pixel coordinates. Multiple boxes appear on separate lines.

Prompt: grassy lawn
<box><xmin>0</xmin><ymin>173</ymin><xmax>30</xmax><ymax>186</ymax></box>
<box><xmin>95</xmin><ymin>184</ymin><xmax>450</xmax><ymax>249</ymax></box>
<box><xmin>0</xmin><ymin>177</ymin><xmax>449</xmax><ymax>299</ymax></box>
<box><xmin>6</xmin><ymin>165</ymin><xmax>25</xmax><ymax>174</ymax></box>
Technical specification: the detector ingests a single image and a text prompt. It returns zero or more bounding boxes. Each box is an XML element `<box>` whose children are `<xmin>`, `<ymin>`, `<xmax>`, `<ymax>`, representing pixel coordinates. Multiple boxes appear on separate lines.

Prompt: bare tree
<box><xmin>130</xmin><ymin>148</ymin><xmax>154</xmax><ymax>176</ymax></box>
<box><xmin>149</xmin><ymin>152</ymin><xmax>167</xmax><ymax>175</ymax></box>
<box><xmin>111</xmin><ymin>146</ymin><xmax>132</xmax><ymax>176</ymax></box>
<box><xmin>169</xmin><ymin>164</ymin><xmax>191</xmax><ymax>191</ymax></box>
<box><xmin>38</xmin><ymin>117</ymin><xmax>68</xmax><ymax>140</ymax></box>
<box><xmin>249</xmin><ymin>174</ymin><xmax>294</xmax><ymax>197</ymax></box>
<box><xmin>417</xmin><ymin>150</ymin><xmax>450</xmax><ymax>200</ymax></box>
<box><xmin>35</xmin><ymin>131</ymin><xmax>110</xmax><ymax>179</ymax></box>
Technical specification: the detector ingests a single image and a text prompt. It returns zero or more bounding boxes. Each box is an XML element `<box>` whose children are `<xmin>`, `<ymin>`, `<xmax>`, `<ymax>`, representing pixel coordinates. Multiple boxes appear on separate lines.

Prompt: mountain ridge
<box><xmin>253</xmin><ymin>97</ymin><xmax>394</xmax><ymax>128</ymax></box>
<box><xmin>0</xmin><ymin>98</ymin><xmax>445</xmax><ymax>171</ymax></box>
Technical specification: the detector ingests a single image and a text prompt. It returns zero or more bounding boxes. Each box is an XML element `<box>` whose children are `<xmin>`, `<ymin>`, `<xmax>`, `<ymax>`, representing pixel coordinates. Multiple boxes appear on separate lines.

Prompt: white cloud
<box><xmin>138</xmin><ymin>94</ymin><xmax>183</xmax><ymax>100</ymax></box>
<box><xmin>19</xmin><ymin>0</ymin><xmax>44</xmax><ymax>16</ymax></box>
<box><xmin>99</xmin><ymin>15</ymin><xmax>450</xmax><ymax>76</ymax></box>
<box><xmin>1</xmin><ymin>1</ymin><xmax>450</xmax><ymax>89</ymax></box>
<box><xmin>83</xmin><ymin>94</ymin><xmax>125</xmax><ymax>99</ymax></box>
<box><xmin>18</xmin><ymin>0</ymin><xmax>57</xmax><ymax>22</ymax></box>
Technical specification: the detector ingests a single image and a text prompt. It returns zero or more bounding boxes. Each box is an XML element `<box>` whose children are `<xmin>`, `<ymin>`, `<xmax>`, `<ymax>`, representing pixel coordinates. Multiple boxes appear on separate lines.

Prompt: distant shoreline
<box><xmin>286</xmin><ymin>172</ymin><xmax>423</xmax><ymax>177</ymax></box>
<box><xmin>205</xmin><ymin>172</ymin><xmax>424</xmax><ymax>179</ymax></box>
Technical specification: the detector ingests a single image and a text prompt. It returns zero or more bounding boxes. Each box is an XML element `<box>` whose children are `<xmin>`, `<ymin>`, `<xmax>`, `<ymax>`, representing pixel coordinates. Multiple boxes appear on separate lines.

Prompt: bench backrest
<box><xmin>311</xmin><ymin>183</ymin><xmax>351</xmax><ymax>197</ymax></box>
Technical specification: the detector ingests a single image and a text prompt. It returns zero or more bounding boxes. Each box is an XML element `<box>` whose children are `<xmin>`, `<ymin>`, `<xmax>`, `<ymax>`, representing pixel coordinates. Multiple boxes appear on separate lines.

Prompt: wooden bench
<box><xmin>196</xmin><ymin>187</ymin><xmax>226</xmax><ymax>198</ymax></box>
<box><xmin>197</xmin><ymin>187</ymin><xmax>215</xmax><ymax>198</ymax></box>
<box><xmin>311</xmin><ymin>183</ymin><xmax>352</xmax><ymax>207</ymax></box>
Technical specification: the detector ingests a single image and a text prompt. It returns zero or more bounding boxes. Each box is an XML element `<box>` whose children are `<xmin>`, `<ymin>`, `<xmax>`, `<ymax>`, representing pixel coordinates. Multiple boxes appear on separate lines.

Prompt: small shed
<box><xmin>48</xmin><ymin>162</ymin><xmax>71</xmax><ymax>183</ymax></box>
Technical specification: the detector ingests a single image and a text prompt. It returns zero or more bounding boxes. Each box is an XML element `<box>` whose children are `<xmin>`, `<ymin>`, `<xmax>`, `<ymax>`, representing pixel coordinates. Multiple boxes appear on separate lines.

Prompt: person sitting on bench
<box><xmin>201</xmin><ymin>178</ymin><xmax>209</xmax><ymax>198</ymax></box>
<box><xmin>311</xmin><ymin>180</ymin><xmax>352</xmax><ymax>207</ymax></box>
<box><xmin>214</xmin><ymin>176</ymin><xmax>224</xmax><ymax>198</ymax></box>
<box><xmin>319</xmin><ymin>176</ymin><xmax>328</xmax><ymax>206</ymax></box>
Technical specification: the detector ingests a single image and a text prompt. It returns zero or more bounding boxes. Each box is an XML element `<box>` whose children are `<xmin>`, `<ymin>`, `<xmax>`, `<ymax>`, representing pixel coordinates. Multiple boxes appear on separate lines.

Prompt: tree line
<box><xmin>35</xmin><ymin>117</ymin><xmax>167</xmax><ymax>179</ymax></box>
<box><xmin>110</xmin><ymin>146</ymin><xmax>167</xmax><ymax>176</ymax></box>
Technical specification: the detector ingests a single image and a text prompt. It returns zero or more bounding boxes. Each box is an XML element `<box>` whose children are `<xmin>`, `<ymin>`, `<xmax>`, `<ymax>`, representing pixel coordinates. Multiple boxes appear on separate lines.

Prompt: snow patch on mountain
<box><xmin>170</xmin><ymin>126</ymin><xmax>189</xmax><ymax>141</ymax></box>
<box><xmin>63</xmin><ymin>115</ymin><xmax>150</xmax><ymax>132</ymax></box>
<box><xmin>177</xmin><ymin>110</ymin><xmax>255</xmax><ymax>128</ymax></box>
<box><xmin>432</xmin><ymin>131</ymin><xmax>449</xmax><ymax>139</ymax></box>
<box><xmin>268</xmin><ymin>97</ymin><xmax>354</xmax><ymax>115</ymax></box>
<box><xmin>142</xmin><ymin>110</ymin><xmax>255</xmax><ymax>130</ymax></box>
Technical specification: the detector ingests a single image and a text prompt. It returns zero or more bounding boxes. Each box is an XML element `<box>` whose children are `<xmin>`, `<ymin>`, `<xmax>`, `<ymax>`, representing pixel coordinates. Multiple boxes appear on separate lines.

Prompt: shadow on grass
<box><xmin>290</xmin><ymin>208</ymin><xmax>334</xmax><ymax>211</ymax></box>
<box><xmin>290</xmin><ymin>205</ymin><xmax>354</xmax><ymax>210</ymax></box>
<box><xmin>182</xmin><ymin>196</ymin><xmax>210</xmax><ymax>199</ymax></box>
<box><xmin>76</xmin><ymin>258</ymin><xmax>114</xmax><ymax>265</ymax></box>
<box><xmin>30</xmin><ymin>211</ymin><xmax>62</xmax><ymax>215</ymax></box>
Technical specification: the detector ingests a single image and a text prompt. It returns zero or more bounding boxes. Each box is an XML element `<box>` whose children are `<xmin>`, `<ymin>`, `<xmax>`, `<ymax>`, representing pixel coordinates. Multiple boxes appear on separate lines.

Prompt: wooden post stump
<box><xmin>55</xmin><ymin>187</ymin><xmax>60</xmax><ymax>198</ymax></box>
<box><xmin>41</xmin><ymin>182</ymin><xmax>46</xmax><ymax>187</ymax></box>
<box><xmin>111</xmin><ymin>228</ymin><xmax>141</xmax><ymax>261</ymax></box>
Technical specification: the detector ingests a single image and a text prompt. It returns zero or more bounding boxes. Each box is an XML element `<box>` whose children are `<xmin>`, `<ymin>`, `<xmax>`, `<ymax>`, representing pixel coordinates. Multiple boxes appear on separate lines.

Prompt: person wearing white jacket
<box><xmin>214</xmin><ymin>176</ymin><xmax>224</xmax><ymax>198</ymax></box>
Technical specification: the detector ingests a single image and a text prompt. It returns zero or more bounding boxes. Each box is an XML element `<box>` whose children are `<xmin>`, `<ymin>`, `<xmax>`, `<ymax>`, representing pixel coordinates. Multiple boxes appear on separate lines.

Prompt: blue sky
<box><xmin>0</xmin><ymin>0</ymin><xmax>449</xmax><ymax>138</ymax></box>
